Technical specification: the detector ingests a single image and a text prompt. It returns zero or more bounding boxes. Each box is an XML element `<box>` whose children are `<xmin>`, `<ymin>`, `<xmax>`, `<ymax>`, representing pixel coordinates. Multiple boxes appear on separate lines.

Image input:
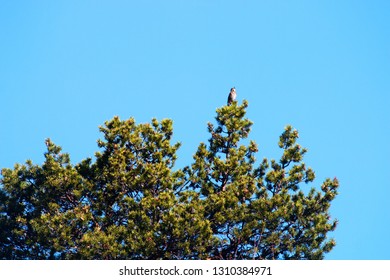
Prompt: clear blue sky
<box><xmin>1</xmin><ymin>1</ymin><xmax>389</xmax><ymax>259</ymax></box>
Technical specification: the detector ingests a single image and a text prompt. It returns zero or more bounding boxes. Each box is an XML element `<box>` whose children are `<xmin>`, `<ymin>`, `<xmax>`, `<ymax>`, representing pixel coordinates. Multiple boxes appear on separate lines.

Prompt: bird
<box><xmin>227</xmin><ymin>87</ymin><xmax>236</xmax><ymax>105</ymax></box>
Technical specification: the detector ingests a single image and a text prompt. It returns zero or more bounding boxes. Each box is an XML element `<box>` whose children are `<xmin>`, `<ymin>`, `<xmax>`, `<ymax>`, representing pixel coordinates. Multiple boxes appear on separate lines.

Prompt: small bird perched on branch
<box><xmin>227</xmin><ymin>87</ymin><xmax>236</xmax><ymax>105</ymax></box>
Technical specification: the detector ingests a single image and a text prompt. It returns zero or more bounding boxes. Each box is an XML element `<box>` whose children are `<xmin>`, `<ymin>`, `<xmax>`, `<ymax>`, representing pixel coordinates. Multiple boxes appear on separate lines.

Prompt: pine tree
<box><xmin>0</xmin><ymin>140</ymin><xmax>86</xmax><ymax>259</ymax></box>
<box><xmin>186</xmin><ymin>100</ymin><xmax>338</xmax><ymax>259</ymax></box>
<box><xmin>0</xmin><ymin>117</ymin><xmax>214</xmax><ymax>259</ymax></box>
<box><xmin>74</xmin><ymin>117</ymin><xmax>213</xmax><ymax>259</ymax></box>
<box><xmin>0</xmin><ymin>100</ymin><xmax>338</xmax><ymax>259</ymax></box>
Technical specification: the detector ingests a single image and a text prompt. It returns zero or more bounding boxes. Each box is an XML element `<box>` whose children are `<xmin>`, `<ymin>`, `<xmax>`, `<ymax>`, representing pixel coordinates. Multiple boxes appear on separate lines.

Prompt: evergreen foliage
<box><xmin>0</xmin><ymin>101</ymin><xmax>338</xmax><ymax>259</ymax></box>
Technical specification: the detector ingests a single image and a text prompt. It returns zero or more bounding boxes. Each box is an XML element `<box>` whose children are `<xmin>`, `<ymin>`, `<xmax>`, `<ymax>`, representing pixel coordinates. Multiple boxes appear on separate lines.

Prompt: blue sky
<box><xmin>1</xmin><ymin>1</ymin><xmax>389</xmax><ymax>259</ymax></box>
